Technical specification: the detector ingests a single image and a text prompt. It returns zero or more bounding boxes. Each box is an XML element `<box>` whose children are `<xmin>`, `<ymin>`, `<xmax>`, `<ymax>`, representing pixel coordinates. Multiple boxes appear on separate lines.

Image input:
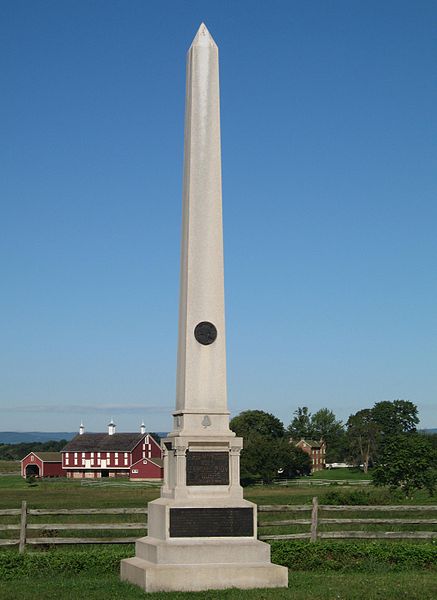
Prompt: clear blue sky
<box><xmin>1</xmin><ymin>1</ymin><xmax>436</xmax><ymax>433</ymax></box>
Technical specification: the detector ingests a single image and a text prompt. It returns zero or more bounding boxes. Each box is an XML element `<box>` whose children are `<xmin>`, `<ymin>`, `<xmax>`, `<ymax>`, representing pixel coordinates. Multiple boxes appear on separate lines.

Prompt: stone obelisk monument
<box><xmin>120</xmin><ymin>24</ymin><xmax>288</xmax><ymax>592</ymax></box>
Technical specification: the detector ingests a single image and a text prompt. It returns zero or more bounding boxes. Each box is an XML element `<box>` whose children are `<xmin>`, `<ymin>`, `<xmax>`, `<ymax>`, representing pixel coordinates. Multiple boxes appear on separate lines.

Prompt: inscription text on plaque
<box><xmin>186</xmin><ymin>451</ymin><xmax>229</xmax><ymax>486</ymax></box>
<box><xmin>169</xmin><ymin>507</ymin><xmax>254</xmax><ymax>538</ymax></box>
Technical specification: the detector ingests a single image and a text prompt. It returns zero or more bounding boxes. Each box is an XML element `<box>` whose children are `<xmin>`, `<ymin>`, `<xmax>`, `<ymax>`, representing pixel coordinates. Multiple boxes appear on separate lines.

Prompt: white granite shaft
<box><xmin>175</xmin><ymin>24</ymin><xmax>227</xmax><ymax>421</ymax></box>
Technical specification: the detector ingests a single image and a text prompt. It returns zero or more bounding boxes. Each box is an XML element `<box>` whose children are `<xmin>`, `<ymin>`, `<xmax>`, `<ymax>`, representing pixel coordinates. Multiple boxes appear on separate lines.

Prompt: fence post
<box><xmin>310</xmin><ymin>496</ymin><xmax>318</xmax><ymax>542</ymax></box>
<box><xmin>19</xmin><ymin>500</ymin><xmax>27</xmax><ymax>553</ymax></box>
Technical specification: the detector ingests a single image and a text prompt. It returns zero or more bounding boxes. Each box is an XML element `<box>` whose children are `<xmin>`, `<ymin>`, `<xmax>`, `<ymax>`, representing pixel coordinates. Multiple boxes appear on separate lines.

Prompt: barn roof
<box><xmin>62</xmin><ymin>433</ymin><xmax>145</xmax><ymax>452</ymax></box>
<box><xmin>33</xmin><ymin>452</ymin><xmax>62</xmax><ymax>461</ymax></box>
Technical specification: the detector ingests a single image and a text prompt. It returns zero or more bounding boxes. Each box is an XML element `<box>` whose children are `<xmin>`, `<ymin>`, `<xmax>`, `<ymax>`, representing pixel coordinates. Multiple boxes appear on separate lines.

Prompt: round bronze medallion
<box><xmin>194</xmin><ymin>321</ymin><xmax>217</xmax><ymax>345</ymax></box>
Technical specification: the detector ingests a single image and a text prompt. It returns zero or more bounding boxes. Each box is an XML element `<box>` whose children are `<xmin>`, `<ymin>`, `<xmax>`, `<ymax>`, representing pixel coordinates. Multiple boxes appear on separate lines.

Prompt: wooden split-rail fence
<box><xmin>258</xmin><ymin>497</ymin><xmax>437</xmax><ymax>542</ymax></box>
<box><xmin>0</xmin><ymin>499</ymin><xmax>436</xmax><ymax>552</ymax></box>
<box><xmin>0</xmin><ymin>503</ymin><xmax>148</xmax><ymax>552</ymax></box>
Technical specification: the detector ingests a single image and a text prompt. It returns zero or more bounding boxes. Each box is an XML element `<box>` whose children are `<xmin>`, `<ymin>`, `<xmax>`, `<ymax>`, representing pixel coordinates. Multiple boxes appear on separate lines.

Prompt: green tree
<box><xmin>287</xmin><ymin>407</ymin><xmax>312</xmax><ymax>439</ymax></box>
<box><xmin>231</xmin><ymin>410</ymin><xmax>311</xmax><ymax>485</ymax></box>
<box><xmin>0</xmin><ymin>440</ymin><xmax>69</xmax><ymax>461</ymax></box>
<box><xmin>287</xmin><ymin>407</ymin><xmax>346</xmax><ymax>462</ymax></box>
<box><xmin>372</xmin><ymin>434</ymin><xmax>437</xmax><ymax>496</ymax></box>
<box><xmin>230</xmin><ymin>410</ymin><xmax>285</xmax><ymax>439</ymax></box>
<box><xmin>346</xmin><ymin>409</ymin><xmax>379</xmax><ymax>472</ymax></box>
<box><xmin>371</xmin><ymin>400</ymin><xmax>419</xmax><ymax>436</ymax></box>
<box><xmin>239</xmin><ymin>433</ymin><xmax>311</xmax><ymax>485</ymax></box>
<box><xmin>311</xmin><ymin>408</ymin><xmax>345</xmax><ymax>462</ymax></box>
<box><xmin>282</xmin><ymin>444</ymin><xmax>312</xmax><ymax>478</ymax></box>
<box><xmin>419</xmin><ymin>432</ymin><xmax>437</xmax><ymax>450</ymax></box>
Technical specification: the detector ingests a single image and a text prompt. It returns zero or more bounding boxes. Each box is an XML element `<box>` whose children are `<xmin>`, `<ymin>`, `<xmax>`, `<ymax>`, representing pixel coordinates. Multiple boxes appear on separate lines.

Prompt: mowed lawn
<box><xmin>309</xmin><ymin>467</ymin><xmax>372</xmax><ymax>480</ymax></box>
<box><xmin>0</xmin><ymin>475</ymin><xmax>324</xmax><ymax>510</ymax></box>
<box><xmin>1</xmin><ymin>571</ymin><xmax>436</xmax><ymax>600</ymax></box>
<box><xmin>2</xmin><ymin>465</ymin><xmax>434</xmax><ymax>511</ymax></box>
<box><xmin>0</xmin><ymin>475</ymin><xmax>161</xmax><ymax>509</ymax></box>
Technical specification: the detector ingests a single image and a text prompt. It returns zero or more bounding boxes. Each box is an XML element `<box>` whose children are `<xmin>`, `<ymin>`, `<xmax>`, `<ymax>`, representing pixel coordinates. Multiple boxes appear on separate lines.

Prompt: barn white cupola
<box><xmin>140</xmin><ymin>421</ymin><xmax>146</xmax><ymax>435</ymax></box>
<box><xmin>108</xmin><ymin>419</ymin><xmax>116</xmax><ymax>435</ymax></box>
<box><xmin>79</xmin><ymin>422</ymin><xmax>85</xmax><ymax>435</ymax></box>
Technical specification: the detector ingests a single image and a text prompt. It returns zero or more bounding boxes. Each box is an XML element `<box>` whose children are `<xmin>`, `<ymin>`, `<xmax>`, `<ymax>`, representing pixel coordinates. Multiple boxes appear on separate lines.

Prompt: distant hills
<box><xmin>0</xmin><ymin>431</ymin><xmax>169</xmax><ymax>444</ymax></box>
<box><xmin>0</xmin><ymin>432</ymin><xmax>76</xmax><ymax>444</ymax></box>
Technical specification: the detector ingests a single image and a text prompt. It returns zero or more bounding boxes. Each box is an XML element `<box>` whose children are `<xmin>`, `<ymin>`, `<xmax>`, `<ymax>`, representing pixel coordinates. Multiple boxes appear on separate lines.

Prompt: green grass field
<box><xmin>1</xmin><ymin>571</ymin><xmax>436</xmax><ymax>599</ymax></box>
<box><xmin>0</xmin><ymin>473</ymin><xmax>436</xmax><ymax>599</ymax></box>
<box><xmin>0</xmin><ymin>460</ymin><xmax>20</xmax><ymax>474</ymax></box>
<box><xmin>309</xmin><ymin>468</ymin><xmax>372</xmax><ymax>481</ymax></box>
<box><xmin>0</xmin><ymin>474</ymin><xmax>424</xmax><ymax>512</ymax></box>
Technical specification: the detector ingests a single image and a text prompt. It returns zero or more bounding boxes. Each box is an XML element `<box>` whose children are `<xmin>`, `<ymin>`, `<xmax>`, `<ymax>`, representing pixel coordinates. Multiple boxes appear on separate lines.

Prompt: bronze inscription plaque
<box><xmin>186</xmin><ymin>451</ymin><xmax>229</xmax><ymax>486</ymax></box>
<box><xmin>169</xmin><ymin>507</ymin><xmax>254</xmax><ymax>537</ymax></box>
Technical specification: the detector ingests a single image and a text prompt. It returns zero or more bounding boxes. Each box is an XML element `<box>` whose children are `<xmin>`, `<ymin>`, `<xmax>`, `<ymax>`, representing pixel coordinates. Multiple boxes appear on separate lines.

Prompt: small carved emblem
<box><xmin>202</xmin><ymin>415</ymin><xmax>211</xmax><ymax>428</ymax></box>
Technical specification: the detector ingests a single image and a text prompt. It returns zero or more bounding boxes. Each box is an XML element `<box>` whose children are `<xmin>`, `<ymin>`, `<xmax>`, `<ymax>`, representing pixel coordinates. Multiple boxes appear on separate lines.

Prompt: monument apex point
<box><xmin>190</xmin><ymin>22</ymin><xmax>217</xmax><ymax>48</ymax></box>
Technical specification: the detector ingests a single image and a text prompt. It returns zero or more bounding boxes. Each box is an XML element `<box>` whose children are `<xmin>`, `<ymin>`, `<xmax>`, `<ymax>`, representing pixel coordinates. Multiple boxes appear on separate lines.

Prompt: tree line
<box><xmin>230</xmin><ymin>399</ymin><xmax>437</xmax><ymax>494</ymax></box>
<box><xmin>0</xmin><ymin>440</ymin><xmax>68</xmax><ymax>461</ymax></box>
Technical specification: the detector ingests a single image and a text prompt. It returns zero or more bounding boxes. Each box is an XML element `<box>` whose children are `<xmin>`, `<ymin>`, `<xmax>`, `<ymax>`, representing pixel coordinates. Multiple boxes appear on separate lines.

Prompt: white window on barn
<box><xmin>91</xmin><ymin>452</ymin><xmax>94</xmax><ymax>458</ymax></box>
<box><xmin>124</xmin><ymin>458</ymin><xmax>128</xmax><ymax>465</ymax></box>
<box><xmin>65</xmin><ymin>458</ymin><xmax>69</xmax><ymax>465</ymax></box>
<box><xmin>115</xmin><ymin>452</ymin><xmax>118</xmax><ymax>458</ymax></box>
<box><xmin>124</xmin><ymin>452</ymin><xmax>128</xmax><ymax>458</ymax></box>
<box><xmin>115</xmin><ymin>459</ymin><xmax>118</xmax><ymax>466</ymax></box>
<box><xmin>74</xmin><ymin>459</ymin><xmax>77</xmax><ymax>465</ymax></box>
<box><xmin>82</xmin><ymin>452</ymin><xmax>85</xmax><ymax>457</ymax></box>
<box><xmin>97</xmin><ymin>452</ymin><xmax>100</xmax><ymax>458</ymax></box>
<box><xmin>132</xmin><ymin>469</ymin><xmax>138</xmax><ymax>474</ymax></box>
<box><xmin>65</xmin><ymin>453</ymin><xmax>69</xmax><ymax>458</ymax></box>
<box><xmin>74</xmin><ymin>452</ymin><xmax>78</xmax><ymax>458</ymax></box>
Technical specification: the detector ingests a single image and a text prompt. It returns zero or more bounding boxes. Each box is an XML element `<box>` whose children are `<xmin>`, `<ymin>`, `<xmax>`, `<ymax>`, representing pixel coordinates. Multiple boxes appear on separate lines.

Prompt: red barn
<box><xmin>130</xmin><ymin>457</ymin><xmax>163</xmax><ymax>480</ymax></box>
<box><xmin>61</xmin><ymin>421</ymin><xmax>162</xmax><ymax>479</ymax></box>
<box><xmin>21</xmin><ymin>452</ymin><xmax>63</xmax><ymax>478</ymax></box>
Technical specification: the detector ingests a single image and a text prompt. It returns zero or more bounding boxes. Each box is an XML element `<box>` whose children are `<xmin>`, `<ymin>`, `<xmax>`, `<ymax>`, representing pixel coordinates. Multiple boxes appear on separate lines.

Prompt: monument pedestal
<box><xmin>121</xmin><ymin>433</ymin><xmax>288</xmax><ymax>592</ymax></box>
<box><xmin>121</xmin><ymin>541</ymin><xmax>287</xmax><ymax>592</ymax></box>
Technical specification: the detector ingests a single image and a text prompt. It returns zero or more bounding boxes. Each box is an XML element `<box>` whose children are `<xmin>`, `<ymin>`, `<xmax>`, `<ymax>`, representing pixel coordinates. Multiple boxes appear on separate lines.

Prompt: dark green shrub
<box><xmin>320</xmin><ymin>487</ymin><xmax>402</xmax><ymax>506</ymax></box>
<box><xmin>0</xmin><ymin>546</ymin><xmax>133</xmax><ymax>580</ymax></box>
<box><xmin>270</xmin><ymin>540</ymin><xmax>437</xmax><ymax>572</ymax></box>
